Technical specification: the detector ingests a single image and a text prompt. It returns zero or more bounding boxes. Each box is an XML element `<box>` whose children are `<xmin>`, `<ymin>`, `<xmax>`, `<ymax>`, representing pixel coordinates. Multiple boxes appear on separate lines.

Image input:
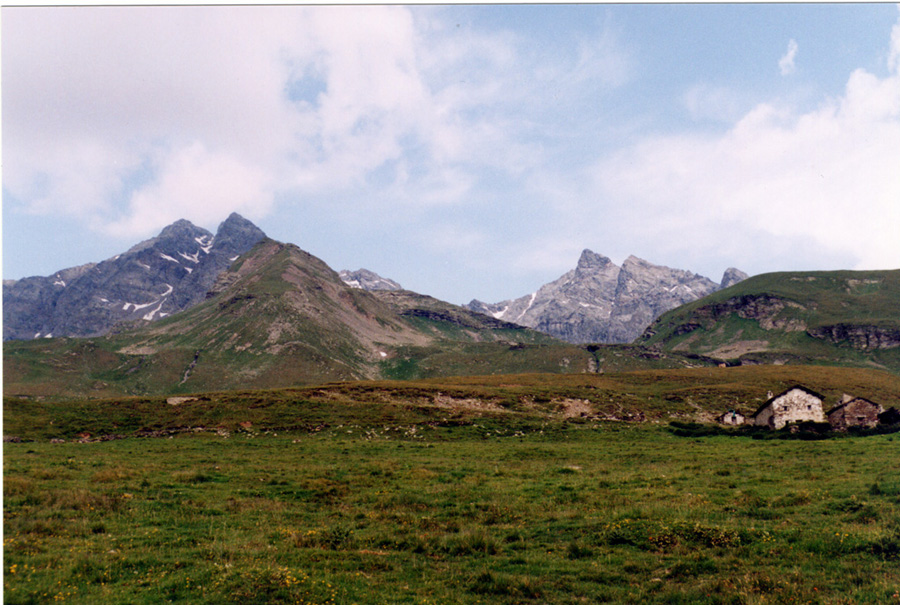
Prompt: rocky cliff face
<box><xmin>3</xmin><ymin>213</ymin><xmax>266</xmax><ymax>340</ymax></box>
<box><xmin>339</xmin><ymin>269</ymin><xmax>403</xmax><ymax>291</ymax></box>
<box><xmin>807</xmin><ymin>324</ymin><xmax>900</xmax><ymax>350</ymax></box>
<box><xmin>684</xmin><ymin>294</ymin><xmax>810</xmax><ymax>332</ymax></box>
<box><xmin>467</xmin><ymin>250</ymin><xmax>745</xmax><ymax>344</ymax></box>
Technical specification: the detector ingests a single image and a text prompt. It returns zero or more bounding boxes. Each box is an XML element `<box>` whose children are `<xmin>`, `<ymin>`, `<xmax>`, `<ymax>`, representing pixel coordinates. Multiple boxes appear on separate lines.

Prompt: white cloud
<box><xmin>683</xmin><ymin>83</ymin><xmax>746</xmax><ymax>123</ymax></box>
<box><xmin>8</xmin><ymin>5</ymin><xmax>623</xmax><ymax>240</ymax></box>
<box><xmin>100</xmin><ymin>142</ymin><xmax>274</xmax><ymax>238</ymax></box>
<box><xmin>2</xmin><ymin>7</ymin><xmax>462</xmax><ymax>233</ymax></box>
<box><xmin>2</xmin><ymin>7</ymin><xmax>298</xmax><ymax>231</ymax></box>
<box><xmin>591</xmin><ymin>49</ymin><xmax>900</xmax><ymax>272</ymax></box>
<box><xmin>779</xmin><ymin>39</ymin><xmax>799</xmax><ymax>76</ymax></box>
<box><xmin>10</xmin><ymin>4</ymin><xmax>894</xmax><ymax>295</ymax></box>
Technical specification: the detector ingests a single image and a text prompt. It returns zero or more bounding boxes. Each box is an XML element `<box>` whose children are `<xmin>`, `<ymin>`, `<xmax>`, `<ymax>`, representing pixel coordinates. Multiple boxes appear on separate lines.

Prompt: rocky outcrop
<box><xmin>3</xmin><ymin>213</ymin><xmax>266</xmax><ymax>340</ymax></box>
<box><xmin>807</xmin><ymin>324</ymin><xmax>900</xmax><ymax>350</ymax></box>
<box><xmin>467</xmin><ymin>250</ymin><xmax>745</xmax><ymax>344</ymax></box>
<box><xmin>339</xmin><ymin>269</ymin><xmax>402</xmax><ymax>291</ymax></box>
<box><xmin>690</xmin><ymin>294</ymin><xmax>809</xmax><ymax>332</ymax></box>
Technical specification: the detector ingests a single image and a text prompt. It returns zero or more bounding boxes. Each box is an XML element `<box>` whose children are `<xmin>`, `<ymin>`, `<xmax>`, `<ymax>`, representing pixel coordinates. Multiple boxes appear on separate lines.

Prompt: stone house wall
<box><xmin>753</xmin><ymin>388</ymin><xmax>825</xmax><ymax>429</ymax></box>
<box><xmin>828</xmin><ymin>398</ymin><xmax>883</xmax><ymax>430</ymax></box>
<box><xmin>717</xmin><ymin>411</ymin><xmax>745</xmax><ymax>426</ymax></box>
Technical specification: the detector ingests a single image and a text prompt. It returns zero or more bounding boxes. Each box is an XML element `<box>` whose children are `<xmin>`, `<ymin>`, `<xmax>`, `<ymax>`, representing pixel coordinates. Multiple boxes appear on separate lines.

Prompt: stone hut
<box><xmin>827</xmin><ymin>394</ymin><xmax>883</xmax><ymax>430</ymax></box>
<box><xmin>716</xmin><ymin>410</ymin><xmax>745</xmax><ymax>426</ymax></box>
<box><xmin>879</xmin><ymin>407</ymin><xmax>900</xmax><ymax>426</ymax></box>
<box><xmin>751</xmin><ymin>386</ymin><xmax>825</xmax><ymax>430</ymax></box>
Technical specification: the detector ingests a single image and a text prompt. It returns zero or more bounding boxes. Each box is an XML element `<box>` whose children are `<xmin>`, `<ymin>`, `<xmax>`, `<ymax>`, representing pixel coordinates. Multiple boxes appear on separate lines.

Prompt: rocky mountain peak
<box><xmin>721</xmin><ymin>267</ymin><xmax>750</xmax><ymax>289</ymax></box>
<box><xmin>159</xmin><ymin>218</ymin><xmax>203</xmax><ymax>238</ymax></box>
<box><xmin>3</xmin><ymin>215</ymin><xmax>267</xmax><ymax>340</ymax></box>
<box><xmin>339</xmin><ymin>269</ymin><xmax>403</xmax><ymax>292</ymax></box>
<box><xmin>125</xmin><ymin>220</ymin><xmax>209</xmax><ymax>256</ymax></box>
<box><xmin>214</xmin><ymin>213</ymin><xmax>267</xmax><ymax>251</ymax></box>
<box><xmin>466</xmin><ymin>252</ymin><xmax>746</xmax><ymax>345</ymax></box>
<box><xmin>576</xmin><ymin>249</ymin><xmax>613</xmax><ymax>272</ymax></box>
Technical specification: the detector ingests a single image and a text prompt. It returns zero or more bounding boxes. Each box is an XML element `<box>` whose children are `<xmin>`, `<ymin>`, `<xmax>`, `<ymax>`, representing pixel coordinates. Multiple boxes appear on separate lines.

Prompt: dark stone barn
<box><xmin>827</xmin><ymin>395</ymin><xmax>883</xmax><ymax>430</ymax></box>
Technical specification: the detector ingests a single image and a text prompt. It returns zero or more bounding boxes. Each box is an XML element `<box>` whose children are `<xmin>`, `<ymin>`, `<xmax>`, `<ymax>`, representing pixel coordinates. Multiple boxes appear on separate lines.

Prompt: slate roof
<box><xmin>826</xmin><ymin>397</ymin><xmax>881</xmax><ymax>416</ymax></box>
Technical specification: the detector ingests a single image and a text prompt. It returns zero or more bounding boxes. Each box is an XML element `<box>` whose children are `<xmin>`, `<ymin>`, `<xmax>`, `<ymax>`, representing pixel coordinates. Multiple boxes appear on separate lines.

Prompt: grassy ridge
<box><xmin>1</xmin><ymin>337</ymin><xmax>719</xmax><ymax>399</ymax></box>
<box><xmin>657</xmin><ymin>269</ymin><xmax>900</xmax><ymax>327</ymax></box>
<box><xmin>641</xmin><ymin>269</ymin><xmax>900</xmax><ymax>372</ymax></box>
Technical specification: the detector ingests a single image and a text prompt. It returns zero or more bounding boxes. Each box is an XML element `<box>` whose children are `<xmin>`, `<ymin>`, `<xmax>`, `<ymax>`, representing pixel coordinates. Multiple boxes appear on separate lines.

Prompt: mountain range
<box><xmin>3</xmin><ymin>213</ymin><xmax>265</xmax><ymax>340</ymax></box>
<box><xmin>466</xmin><ymin>250</ymin><xmax>748</xmax><ymax>344</ymax></box>
<box><xmin>4</xmin><ymin>216</ymin><xmax>744</xmax><ymax>348</ymax></box>
<box><xmin>5</xmin><ymin>215</ymin><xmax>898</xmax><ymax>398</ymax></box>
<box><xmin>4</xmin><ymin>236</ymin><xmax>577</xmax><ymax>397</ymax></box>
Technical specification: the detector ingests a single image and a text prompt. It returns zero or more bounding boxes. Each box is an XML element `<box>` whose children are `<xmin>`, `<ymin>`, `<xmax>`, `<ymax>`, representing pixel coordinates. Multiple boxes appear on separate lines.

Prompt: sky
<box><xmin>3</xmin><ymin>4</ymin><xmax>900</xmax><ymax>305</ymax></box>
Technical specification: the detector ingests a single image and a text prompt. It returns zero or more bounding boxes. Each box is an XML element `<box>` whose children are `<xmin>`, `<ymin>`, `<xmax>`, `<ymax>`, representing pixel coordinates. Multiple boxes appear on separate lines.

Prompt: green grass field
<box><xmin>5</xmin><ymin>402</ymin><xmax>900</xmax><ymax>603</ymax></box>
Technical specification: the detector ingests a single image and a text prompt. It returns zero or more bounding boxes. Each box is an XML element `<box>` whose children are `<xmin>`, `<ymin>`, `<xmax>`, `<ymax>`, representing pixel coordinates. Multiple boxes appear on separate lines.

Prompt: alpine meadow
<box><xmin>5</xmin><ymin>219</ymin><xmax>900</xmax><ymax>604</ymax></box>
<box><xmin>5</xmin><ymin>4</ymin><xmax>900</xmax><ymax>604</ymax></box>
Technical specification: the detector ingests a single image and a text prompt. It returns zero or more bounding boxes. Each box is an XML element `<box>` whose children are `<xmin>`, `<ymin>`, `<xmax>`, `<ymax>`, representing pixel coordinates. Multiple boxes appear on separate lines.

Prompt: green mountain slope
<box><xmin>3</xmin><ymin>240</ymin><xmax>581</xmax><ymax>397</ymax></box>
<box><xmin>639</xmin><ymin>269</ymin><xmax>900</xmax><ymax>372</ymax></box>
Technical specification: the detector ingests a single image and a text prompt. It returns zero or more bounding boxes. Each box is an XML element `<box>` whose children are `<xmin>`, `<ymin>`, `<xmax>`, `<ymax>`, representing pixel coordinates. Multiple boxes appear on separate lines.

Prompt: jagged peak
<box><xmin>621</xmin><ymin>255</ymin><xmax>705</xmax><ymax>279</ymax></box>
<box><xmin>123</xmin><ymin>219</ymin><xmax>210</xmax><ymax>256</ymax></box>
<box><xmin>157</xmin><ymin>218</ymin><xmax>208</xmax><ymax>239</ymax></box>
<box><xmin>213</xmin><ymin>213</ymin><xmax>267</xmax><ymax>250</ymax></box>
<box><xmin>218</xmin><ymin>212</ymin><xmax>256</xmax><ymax>232</ymax></box>
<box><xmin>622</xmin><ymin>255</ymin><xmax>651</xmax><ymax>269</ymax></box>
<box><xmin>720</xmin><ymin>267</ymin><xmax>749</xmax><ymax>289</ymax></box>
<box><xmin>576</xmin><ymin>249</ymin><xmax>614</xmax><ymax>271</ymax></box>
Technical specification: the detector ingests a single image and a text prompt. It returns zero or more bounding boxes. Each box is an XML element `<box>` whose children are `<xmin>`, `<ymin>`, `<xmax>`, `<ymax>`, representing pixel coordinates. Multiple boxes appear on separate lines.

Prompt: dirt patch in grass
<box><xmin>553</xmin><ymin>398</ymin><xmax>594</xmax><ymax>418</ymax></box>
<box><xmin>431</xmin><ymin>394</ymin><xmax>506</xmax><ymax>413</ymax></box>
<box><xmin>709</xmin><ymin>340</ymin><xmax>771</xmax><ymax>359</ymax></box>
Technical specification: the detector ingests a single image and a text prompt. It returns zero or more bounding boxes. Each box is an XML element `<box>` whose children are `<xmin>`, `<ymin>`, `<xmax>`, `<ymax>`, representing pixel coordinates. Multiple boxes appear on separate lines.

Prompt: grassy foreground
<box><xmin>5</xmin><ymin>420</ymin><xmax>900</xmax><ymax>604</ymax></box>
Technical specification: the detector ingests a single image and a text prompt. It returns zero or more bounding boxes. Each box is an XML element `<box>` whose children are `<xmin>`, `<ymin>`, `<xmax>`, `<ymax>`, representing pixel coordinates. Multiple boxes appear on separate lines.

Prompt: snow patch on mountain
<box><xmin>179</xmin><ymin>251</ymin><xmax>201</xmax><ymax>264</ymax></box>
<box><xmin>124</xmin><ymin>300</ymin><xmax>156</xmax><ymax>312</ymax></box>
<box><xmin>195</xmin><ymin>235</ymin><xmax>214</xmax><ymax>254</ymax></box>
<box><xmin>339</xmin><ymin>269</ymin><xmax>403</xmax><ymax>292</ymax></box>
<box><xmin>143</xmin><ymin>302</ymin><xmax>166</xmax><ymax>321</ymax></box>
<box><xmin>514</xmin><ymin>292</ymin><xmax>537</xmax><ymax>322</ymax></box>
<box><xmin>4</xmin><ymin>213</ymin><xmax>267</xmax><ymax>340</ymax></box>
